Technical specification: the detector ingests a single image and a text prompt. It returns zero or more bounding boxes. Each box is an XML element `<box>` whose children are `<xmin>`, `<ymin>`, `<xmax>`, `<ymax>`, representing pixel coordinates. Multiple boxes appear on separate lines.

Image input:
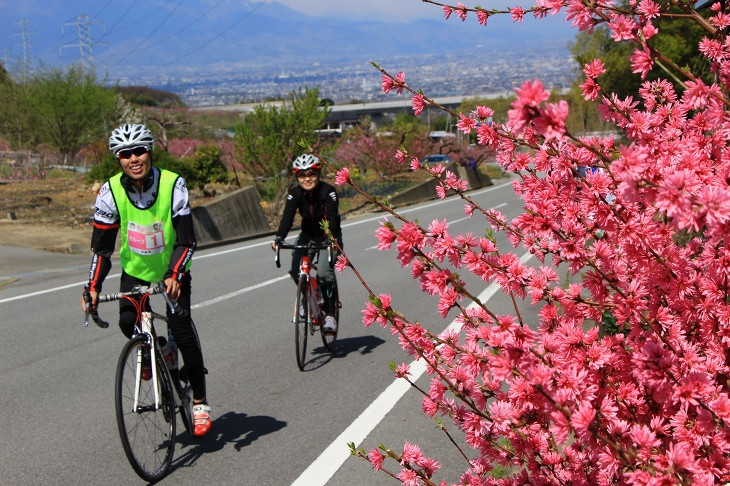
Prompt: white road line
<box><xmin>0</xmin><ymin>274</ymin><xmax>122</xmax><ymax>304</ymax></box>
<box><xmin>191</xmin><ymin>275</ymin><xmax>289</xmax><ymax>308</ymax></box>
<box><xmin>0</xmin><ymin>180</ymin><xmax>515</xmax><ymax>304</ymax></box>
<box><xmin>0</xmin><ymin>239</ymin><xmax>283</xmax><ymax>305</ymax></box>
<box><xmin>291</xmin><ymin>250</ymin><xmax>534</xmax><ymax>486</ymax></box>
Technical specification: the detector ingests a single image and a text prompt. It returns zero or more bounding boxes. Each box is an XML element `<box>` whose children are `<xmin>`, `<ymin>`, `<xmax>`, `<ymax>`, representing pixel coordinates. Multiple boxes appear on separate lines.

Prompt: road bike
<box><xmin>275</xmin><ymin>240</ymin><xmax>340</xmax><ymax>370</ymax></box>
<box><xmin>83</xmin><ymin>283</ymin><xmax>194</xmax><ymax>482</ymax></box>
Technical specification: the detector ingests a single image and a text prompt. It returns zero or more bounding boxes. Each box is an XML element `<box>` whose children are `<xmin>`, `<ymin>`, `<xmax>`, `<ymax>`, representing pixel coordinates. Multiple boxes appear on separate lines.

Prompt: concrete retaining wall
<box><xmin>387</xmin><ymin>165</ymin><xmax>492</xmax><ymax>208</ymax></box>
<box><xmin>192</xmin><ymin>186</ymin><xmax>270</xmax><ymax>247</ymax></box>
<box><xmin>191</xmin><ymin>170</ymin><xmax>493</xmax><ymax>249</ymax></box>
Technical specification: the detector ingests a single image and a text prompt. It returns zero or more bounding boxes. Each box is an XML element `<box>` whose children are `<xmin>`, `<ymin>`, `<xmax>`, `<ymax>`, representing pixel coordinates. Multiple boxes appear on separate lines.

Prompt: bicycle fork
<box><xmin>131</xmin><ymin>312</ymin><xmax>158</xmax><ymax>413</ymax></box>
<box><xmin>294</xmin><ymin>257</ymin><xmax>323</xmax><ymax>326</ymax></box>
<box><xmin>132</xmin><ymin>312</ymin><xmax>181</xmax><ymax>413</ymax></box>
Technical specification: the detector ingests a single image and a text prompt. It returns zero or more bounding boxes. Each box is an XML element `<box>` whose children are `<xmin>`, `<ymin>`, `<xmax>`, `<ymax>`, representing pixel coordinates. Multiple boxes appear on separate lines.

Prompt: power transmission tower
<box><xmin>1</xmin><ymin>47</ymin><xmax>9</xmax><ymax>70</ymax></box>
<box><xmin>14</xmin><ymin>18</ymin><xmax>33</xmax><ymax>83</ymax></box>
<box><xmin>62</xmin><ymin>15</ymin><xmax>104</xmax><ymax>73</ymax></box>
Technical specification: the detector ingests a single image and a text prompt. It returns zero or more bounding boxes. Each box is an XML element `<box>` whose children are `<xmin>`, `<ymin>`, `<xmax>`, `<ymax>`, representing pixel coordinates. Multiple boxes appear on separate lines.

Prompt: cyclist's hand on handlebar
<box><xmin>81</xmin><ymin>286</ymin><xmax>98</xmax><ymax>312</ymax></box>
<box><xmin>272</xmin><ymin>238</ymin><xmax>283</xmax><ymax>251</ymax></box>
<box><xmin>164</xmin><ymin>277</ymin><xmax>181</xmax><ymax>300</ymax></box>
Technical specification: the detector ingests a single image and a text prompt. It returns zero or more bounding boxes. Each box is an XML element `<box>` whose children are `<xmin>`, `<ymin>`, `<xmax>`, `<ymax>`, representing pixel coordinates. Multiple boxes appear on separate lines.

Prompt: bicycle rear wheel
<box><xmin>320</xmin><ymin>280</ymin><xmax>339</xmax><ymax>350</ymax></box>
<box><xmin>295</xmin><ymin>276</ymin><xmax>309</xmax><ymax>370</ymax></box>
<box><xmin>115</xmin><ymin>335</ymin><xmax>176</xmax><ymax>482</ymax></box>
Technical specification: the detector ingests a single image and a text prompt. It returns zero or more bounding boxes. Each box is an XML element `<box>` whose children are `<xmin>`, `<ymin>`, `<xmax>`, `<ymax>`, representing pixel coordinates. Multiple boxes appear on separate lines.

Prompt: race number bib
<box><xmin>127</xmin><ymin>221</ymin><xmax>165</xmax><ymax>255</ymax></box>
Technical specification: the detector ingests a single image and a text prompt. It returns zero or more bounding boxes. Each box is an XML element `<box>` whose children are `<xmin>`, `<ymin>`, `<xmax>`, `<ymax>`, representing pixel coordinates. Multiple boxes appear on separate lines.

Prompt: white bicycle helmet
<box><xmin>292</xmin><ymin>154</ymin><xmax>321</xmax><ymax>173</ymax></box>
<box><xmin>108</xmin><ymin>123</ymin><xmax>155</xmax><ymax>156</ymax></box>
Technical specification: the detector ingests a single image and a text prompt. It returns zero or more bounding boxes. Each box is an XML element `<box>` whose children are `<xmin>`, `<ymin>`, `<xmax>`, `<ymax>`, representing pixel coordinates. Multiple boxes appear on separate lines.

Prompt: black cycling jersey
<box><xmin>275</xmin><ymin>180</ymin><xmax>342</xmax><ymax>241</ymax></box>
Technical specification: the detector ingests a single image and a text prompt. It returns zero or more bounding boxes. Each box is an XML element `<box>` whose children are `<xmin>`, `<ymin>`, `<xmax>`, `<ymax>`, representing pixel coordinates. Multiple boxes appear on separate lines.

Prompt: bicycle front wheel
<box><xmin>295</xmin><ymin>276</ymin><xmax>309</xmax><ymax>370</ymax></box>
<box><xmin>115</xmin><ymin>336</ymin><xmax>176</xmax><ymax>482</ymax></box>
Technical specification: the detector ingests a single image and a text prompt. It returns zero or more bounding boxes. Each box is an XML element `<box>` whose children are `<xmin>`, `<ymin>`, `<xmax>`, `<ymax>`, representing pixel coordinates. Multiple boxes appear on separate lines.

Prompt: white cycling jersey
<box><xmin>93</xmin><ymin>166</ymin><xmax>191</xmax><ymax>225</ymax></box>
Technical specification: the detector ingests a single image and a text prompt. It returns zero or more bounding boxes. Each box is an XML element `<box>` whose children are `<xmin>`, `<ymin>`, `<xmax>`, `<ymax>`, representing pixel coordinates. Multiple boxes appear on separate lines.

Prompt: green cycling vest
<box><xmin>109</xmin><ymin>169</ymin><xmax>190</xmax><ymax>282</ymax></box>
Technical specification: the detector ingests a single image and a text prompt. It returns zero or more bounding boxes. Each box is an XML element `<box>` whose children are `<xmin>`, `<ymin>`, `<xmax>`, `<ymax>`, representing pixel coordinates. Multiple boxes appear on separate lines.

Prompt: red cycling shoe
<box><xmin>192</xmin><ymin>404</ymin><xmax>212</xmax><ymax>437</ymax></box>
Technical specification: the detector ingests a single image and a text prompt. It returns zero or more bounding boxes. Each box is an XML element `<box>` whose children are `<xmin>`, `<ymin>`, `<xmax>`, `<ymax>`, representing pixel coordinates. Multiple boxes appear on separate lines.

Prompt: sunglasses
<box><xmin>297</xmin><ymin>170</ymin><xmax>319</xmax><ymax>179</ymax></box>
<box><xmin>118</xmin><ymin>146</ymin><xmax>149</xmax><ymax>159</ymax></box>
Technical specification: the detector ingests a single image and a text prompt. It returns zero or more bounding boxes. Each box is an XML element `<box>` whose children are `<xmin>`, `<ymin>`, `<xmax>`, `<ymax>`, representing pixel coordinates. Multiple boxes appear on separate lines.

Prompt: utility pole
<box><xmin>14</xmin><ymin>18</ymin><xmax>33</xmax><ymax>83</ymax></box>
<box><xmin>62</xmin><ymin>15</ymin><xmax>104</xmax><ymax>73</ymax></box>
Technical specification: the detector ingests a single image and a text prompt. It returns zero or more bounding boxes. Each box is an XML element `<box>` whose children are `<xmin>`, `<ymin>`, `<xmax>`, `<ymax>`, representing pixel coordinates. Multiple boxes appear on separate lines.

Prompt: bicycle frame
<box><xmin>83</xmin><ymin>282</ymin><xmax>194</xmax><ymax>481</ymax></box>
<box><xmin>84</xmin><ymin>284</ymin><xmax>190</xmax><ymax>424</ymax></box>
<box><xmin>275</xmin><ymin>240</ymin><xmax>339</xmax><ymax>370</ymax></box>
<box><xmin>133</xmin><ymin>311</ymin><xmax>183</xmax><ymax>414</ymax></box>
<box><xmin>275</xmin><ymin>241</ymin><xmax>330</xmax><ymax>324</ymax></box>
<box><xmin>297</xmin><ymin>255</ymin><xmax>322</xmax><ymax>325</ymax></box>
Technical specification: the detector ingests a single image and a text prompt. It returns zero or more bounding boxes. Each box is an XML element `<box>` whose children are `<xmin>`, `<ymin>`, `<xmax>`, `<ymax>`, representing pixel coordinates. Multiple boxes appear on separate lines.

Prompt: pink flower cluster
<box><xmin>342</xmin><ymin>0</ymin><xmax>730</xmax><ymax>484</ymax></box>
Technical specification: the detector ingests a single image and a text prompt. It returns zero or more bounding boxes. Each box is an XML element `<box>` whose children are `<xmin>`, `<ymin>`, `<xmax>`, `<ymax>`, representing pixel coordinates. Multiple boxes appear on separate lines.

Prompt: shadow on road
<box><xmin>171</xmin><ymin>411</ymin><xmax>287</xmax><ymax>470</ymax></box>
<box><xmin>302</xmin><ymin>334</ymin><xmax>387</xmax><ymax>371</ymax></box>
<box><xmin>328</xmin><ymin>334</ymin><xmax>386</xmax><ymax>357</ymax></box>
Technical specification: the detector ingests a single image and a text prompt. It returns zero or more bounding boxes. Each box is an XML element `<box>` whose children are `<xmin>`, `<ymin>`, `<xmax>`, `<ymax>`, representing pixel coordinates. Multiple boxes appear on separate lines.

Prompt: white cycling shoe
<box><xmin>323</xmin><ymin>315</ymin><xmax>338</xmax><ymax>334</ymax></box>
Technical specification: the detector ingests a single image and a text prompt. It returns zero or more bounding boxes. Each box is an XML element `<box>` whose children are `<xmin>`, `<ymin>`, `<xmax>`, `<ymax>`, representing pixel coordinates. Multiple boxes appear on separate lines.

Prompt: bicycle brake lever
<box><xmin>161</xmin><ymin>287</ymin><xmax>187</xmax><ymax>317</ymax></box>
<box><xmin>82</xmin><ymin>288</ymin><xmax>108</xmax><ymax>328</ymax></box>
<box><xmin>275</xmin><ymin>243</ymin><xmax>281</xmax><ymax>268</ymax></box>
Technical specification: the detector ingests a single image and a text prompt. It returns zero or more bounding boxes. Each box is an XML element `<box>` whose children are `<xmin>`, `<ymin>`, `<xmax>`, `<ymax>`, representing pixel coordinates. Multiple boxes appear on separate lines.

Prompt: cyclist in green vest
<box><xmin>82</xmin><ymin>123</ymin><xmax>211</xmax><ymax>437</ymax></box>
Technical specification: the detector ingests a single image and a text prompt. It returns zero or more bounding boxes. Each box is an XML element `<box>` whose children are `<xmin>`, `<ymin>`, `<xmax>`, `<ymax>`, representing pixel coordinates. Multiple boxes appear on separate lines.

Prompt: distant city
<box><xmin>124</xmin><ymin>45</ymin><xmax>575</xmax><ymax>108</ymax></box>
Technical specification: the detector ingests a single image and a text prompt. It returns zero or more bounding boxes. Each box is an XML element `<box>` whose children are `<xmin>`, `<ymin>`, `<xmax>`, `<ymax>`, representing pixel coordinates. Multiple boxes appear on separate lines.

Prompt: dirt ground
<box><xmin>0</xmin><ymin>168</ymin><xmax>463</xmax><ymax>254</ymax></box>
<box><xmin>0</xmin><ymin>174</ymin><xmax>374</xmax><ymax>254</ymax></box>
<box><xmin>0</xmin><ymin>176</ymin><xmax>97</xmax><ymax>254</ymax></box>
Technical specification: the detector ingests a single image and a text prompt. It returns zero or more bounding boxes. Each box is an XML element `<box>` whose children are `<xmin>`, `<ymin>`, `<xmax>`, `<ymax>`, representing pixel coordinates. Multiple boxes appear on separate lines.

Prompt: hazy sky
<box><xmin>266</xmin><ymin>0</ymin><xmax>442</xmax><ymax>21</ymax></box>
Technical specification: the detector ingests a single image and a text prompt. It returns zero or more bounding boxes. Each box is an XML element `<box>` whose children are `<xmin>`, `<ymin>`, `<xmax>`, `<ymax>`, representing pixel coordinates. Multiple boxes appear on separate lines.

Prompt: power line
<box><xmin>96</xmin><ymin>0</ymin><xmax>139</xmax><ymax>44</ymax></box>
<box><xmin>111</xmin><ymin>0</ymin><xmax>186</xmax><ymax>68</ymax></box>
<box><xmin>165</xmin><ymin>1</ymin><xmax>262</xmax><ymax>66</ymax></box>
<box><xmin>93</xmin><ymin>0</ymin><xmax>115</xmax><ymax>19</ymax></box>
<box><xmin>153</xmin><ymin>0</ymin><xmax>228</xmax><ymax>47</ymax></box>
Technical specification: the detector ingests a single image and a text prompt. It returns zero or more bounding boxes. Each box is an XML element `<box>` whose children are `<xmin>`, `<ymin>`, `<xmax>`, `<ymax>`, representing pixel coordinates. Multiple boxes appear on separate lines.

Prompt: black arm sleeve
<box><xmin>88</xmin><ymin>224</ymin><xmax>118</xmax><ymax>292</ymax></box>
<box><xmin>275</xmin><ymin>188</ymin><xmax>299</xmax><ymax>239</ymax></box>
<box><xmin>324</xmin><ymin>184</ymin><xmax>342</xmax><ymax>240</ymax></box>
<box><xmin>165</xmin><ymin>213</ymin><xmax>196</xmax><ymax>282</ymax></box>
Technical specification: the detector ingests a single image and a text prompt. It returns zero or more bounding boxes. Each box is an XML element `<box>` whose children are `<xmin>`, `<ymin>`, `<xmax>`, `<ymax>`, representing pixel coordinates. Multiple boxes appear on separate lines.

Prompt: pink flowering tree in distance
<box><xmin>307</xmin><ymin>0</ymin><xmax>730</xmax><ymax>484</ymax></box>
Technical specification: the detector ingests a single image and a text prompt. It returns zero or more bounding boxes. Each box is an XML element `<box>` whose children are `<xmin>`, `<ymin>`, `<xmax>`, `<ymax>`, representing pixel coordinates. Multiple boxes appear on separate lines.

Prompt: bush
<box><xmin>86</xmin><ymin>149</ymin><xmax>195</xmax><ymax>184</ymax></box>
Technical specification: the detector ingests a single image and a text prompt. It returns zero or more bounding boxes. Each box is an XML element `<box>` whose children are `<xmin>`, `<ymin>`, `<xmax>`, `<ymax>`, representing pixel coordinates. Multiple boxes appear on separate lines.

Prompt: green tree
<box><xmin>564</xmin><ymin>10</ymin><xmax>711</xmax><ymax>136</ymax></box>
<box><xmin>185</xmin><ymin>145</ymin><xmax>229</xmax><ymax>192</ymax></box>
<box><xmin>0</xmin><ymin>68</ymin><xmax>38</xmax><ymax>150</ymax></box>
<box><xmin>233</xmin><ymin>87</ymin><xmax>330</xmax><ymax>217</ymax></box>
<box><xmin>568</xmin><ymin>11</ymin><xmax>711</xmax><ymax>106</ymax></box>
<box><xmin>388</xmin><ymin>112</ymin><xmax>429</xmax><ymax>147</ymax></box>
<box><xmin>24</xmin><ymin>64</ymin><xmax>117</xmax><ymax>162</ymax></box>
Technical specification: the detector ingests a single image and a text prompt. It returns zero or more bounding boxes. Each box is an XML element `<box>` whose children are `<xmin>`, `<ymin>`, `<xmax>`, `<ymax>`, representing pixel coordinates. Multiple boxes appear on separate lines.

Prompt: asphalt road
<box><xmin>0</xmin><ymin>179</ymin><xmax>545</xmax><ymax>485</ymax></box>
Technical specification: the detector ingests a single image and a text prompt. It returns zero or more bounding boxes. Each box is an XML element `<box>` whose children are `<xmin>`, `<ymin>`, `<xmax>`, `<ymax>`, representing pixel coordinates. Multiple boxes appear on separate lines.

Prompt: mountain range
<box><xmin>2</xmin><ymin>0</ymin><xmax>575</xmax><ymax>82</ymax></box>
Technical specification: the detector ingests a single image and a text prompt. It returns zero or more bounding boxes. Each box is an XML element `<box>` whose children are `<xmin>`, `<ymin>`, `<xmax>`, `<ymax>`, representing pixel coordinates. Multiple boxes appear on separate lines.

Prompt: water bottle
<box><xmin>160</xmin><ymin>332</ymin><xmax>179</xmax><ymax>371</ymax></box>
